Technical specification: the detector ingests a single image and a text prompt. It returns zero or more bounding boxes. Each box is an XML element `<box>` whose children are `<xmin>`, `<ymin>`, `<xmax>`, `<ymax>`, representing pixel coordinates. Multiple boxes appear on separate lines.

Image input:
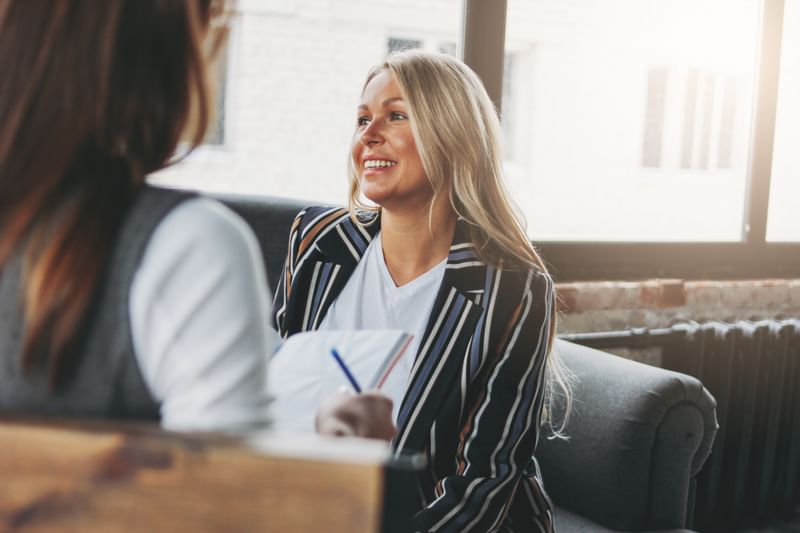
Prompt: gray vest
<box><xmin>0</xmin><ymin>185</ymin><xmax>193</xmax><ymax>420</ymax></box>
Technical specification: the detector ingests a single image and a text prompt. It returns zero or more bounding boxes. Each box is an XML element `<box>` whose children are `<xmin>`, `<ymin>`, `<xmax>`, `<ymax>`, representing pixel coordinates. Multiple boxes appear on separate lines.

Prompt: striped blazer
<box><xmin>273</xmin><ymin>206</ymin><xmax>556</xmax><ymax>532</ymax></box>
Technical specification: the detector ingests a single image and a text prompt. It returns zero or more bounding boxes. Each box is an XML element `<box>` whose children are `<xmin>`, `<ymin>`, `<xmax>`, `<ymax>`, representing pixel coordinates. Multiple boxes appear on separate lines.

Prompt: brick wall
<box><xmin>556</xmin><ymin>279</ymin><xmax>800</xmax><ymax>365</ymax></box>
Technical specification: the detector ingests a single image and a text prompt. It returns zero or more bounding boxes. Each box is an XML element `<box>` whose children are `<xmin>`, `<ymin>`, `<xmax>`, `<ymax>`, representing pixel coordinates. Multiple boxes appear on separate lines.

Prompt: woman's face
<box><xmin>351</xmin><ymin>70</ymin><xmax>431</xmax><ymax>210</ymax></box>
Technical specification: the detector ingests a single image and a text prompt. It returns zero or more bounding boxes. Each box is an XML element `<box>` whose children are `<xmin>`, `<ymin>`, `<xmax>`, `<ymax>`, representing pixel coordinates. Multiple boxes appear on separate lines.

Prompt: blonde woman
<box><xmin>274</xmin><ymin>50</ymin><xmax>567</xmax><ymax>532</ymax></box>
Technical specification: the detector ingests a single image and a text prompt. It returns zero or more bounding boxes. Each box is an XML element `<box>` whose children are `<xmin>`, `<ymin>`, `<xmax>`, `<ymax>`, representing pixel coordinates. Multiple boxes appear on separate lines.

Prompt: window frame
<box><xmin>461</xmin><ymin>0</ymin><xmax>799</xmax><ymax>281</ymax></box>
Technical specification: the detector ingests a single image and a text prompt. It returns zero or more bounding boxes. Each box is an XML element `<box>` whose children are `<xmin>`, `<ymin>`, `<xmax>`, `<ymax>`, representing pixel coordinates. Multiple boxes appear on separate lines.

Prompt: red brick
<box><xmin>686</xmin><ymin>282</ymin><xmax>723</xmax><ymax>308</ymax></box>
<box><xmin>640</xmin><ymin>279</ymin><xmax>686</xmax><ymax>308</ymax></box>
<box><xmin>556</xmin><ymin>286</ymin><xmax>578</xmax><ymax>313</ymax></box>
<box><xmin>660</xmin><ymin>279</ymin><xmax>687</xmax><ymax>307</ymax></box>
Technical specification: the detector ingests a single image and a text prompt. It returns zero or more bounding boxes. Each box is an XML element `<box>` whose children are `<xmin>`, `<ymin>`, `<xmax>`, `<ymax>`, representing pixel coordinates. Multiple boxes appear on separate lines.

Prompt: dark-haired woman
<box><xmin>0</xmin><ymin>0</ymin><xmax>395</xmax><ymax>436</ymax></box>
<box><xmin>0</xmin><ymin>0</ymin><xmax>274</xmax><ymax>432</ymax></box>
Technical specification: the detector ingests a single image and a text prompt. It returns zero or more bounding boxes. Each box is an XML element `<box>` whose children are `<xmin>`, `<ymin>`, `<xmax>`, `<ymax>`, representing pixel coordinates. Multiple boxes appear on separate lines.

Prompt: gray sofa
<box><xmin>216</xmin><ymin>192</ymin><xmax>718</xmax><ymax>532</ymax></box>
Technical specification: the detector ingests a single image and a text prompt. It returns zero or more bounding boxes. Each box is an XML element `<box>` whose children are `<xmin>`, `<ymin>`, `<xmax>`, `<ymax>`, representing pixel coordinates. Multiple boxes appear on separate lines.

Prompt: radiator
<box><xmin>561</xmin><ymin>319</ymin><xmax>800</xmax><ymax>530</ymax></box>
<box><xmin>663</xmin><ymin>320</ymin><xmax>800</xmax><ymax>530</ymax></box>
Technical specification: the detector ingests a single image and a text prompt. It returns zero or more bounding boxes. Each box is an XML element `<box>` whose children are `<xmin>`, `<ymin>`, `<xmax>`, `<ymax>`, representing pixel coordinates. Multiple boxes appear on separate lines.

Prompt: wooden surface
<box><xmin>0</xmin><ymin>418</ymin><xmax>388</xmax><ymax>532</ymax></box>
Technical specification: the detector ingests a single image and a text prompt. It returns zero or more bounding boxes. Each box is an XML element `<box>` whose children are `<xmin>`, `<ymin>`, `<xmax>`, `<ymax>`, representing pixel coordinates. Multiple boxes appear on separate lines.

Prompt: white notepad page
<box><xmin>267</xmin><ymin>329</ymin><xmax>413</xmax><ymax>433</ymax></box>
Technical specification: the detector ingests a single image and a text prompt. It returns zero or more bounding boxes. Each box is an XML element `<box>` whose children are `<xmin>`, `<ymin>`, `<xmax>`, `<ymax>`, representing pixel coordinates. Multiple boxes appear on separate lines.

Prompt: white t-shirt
<box><xmin>319</xmin><ymin>233</ymin><xmax>446</xmax><ymax>421</ymax></box>
<box><xmin>129</xmin><ymin>197</ymin><xmax>277</xmax><ymax>432</ymax></box>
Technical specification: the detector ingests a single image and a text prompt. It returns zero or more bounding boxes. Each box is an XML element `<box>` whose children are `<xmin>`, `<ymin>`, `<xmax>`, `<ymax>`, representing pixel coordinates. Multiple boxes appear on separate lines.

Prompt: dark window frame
<box><xmin>461</xmin><ymin>0</ymin><xmax>798</xmax><ymax>281</ymax></box>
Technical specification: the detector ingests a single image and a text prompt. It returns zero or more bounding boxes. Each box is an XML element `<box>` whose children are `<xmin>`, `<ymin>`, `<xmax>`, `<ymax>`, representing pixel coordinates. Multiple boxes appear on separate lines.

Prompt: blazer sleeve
<box><xmin>413</xmin><ymin>270</ymin><xmax>555</xmax><ymax>533</ymax></box>
<box><xmin>271</xmin><ymin>208</ymin><xmax>306</xmax><ymax>336</ymax></box>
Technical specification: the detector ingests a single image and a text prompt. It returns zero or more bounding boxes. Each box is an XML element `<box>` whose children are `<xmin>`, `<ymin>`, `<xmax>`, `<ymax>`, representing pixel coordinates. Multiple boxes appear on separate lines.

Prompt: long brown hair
<box><xmin>0</xmin><ymin>0</ymin><xmax>225</xmax><ymax>387</ymax></box>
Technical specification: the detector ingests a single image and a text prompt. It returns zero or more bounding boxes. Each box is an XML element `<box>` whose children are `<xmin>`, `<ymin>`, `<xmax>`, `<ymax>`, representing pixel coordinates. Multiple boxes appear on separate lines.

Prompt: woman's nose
<box><xmin>361</xmin><ymin>120</ymin><xmax>383</xmax><ymax>146</ymax></box>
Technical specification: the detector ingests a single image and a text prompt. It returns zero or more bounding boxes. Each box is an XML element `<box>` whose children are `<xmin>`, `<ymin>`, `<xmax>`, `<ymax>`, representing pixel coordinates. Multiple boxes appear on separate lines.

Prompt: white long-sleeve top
<box><xmin>129</xmin><ymin>197</ymin><xmax>276</xmax><ymax>432</ymax></box>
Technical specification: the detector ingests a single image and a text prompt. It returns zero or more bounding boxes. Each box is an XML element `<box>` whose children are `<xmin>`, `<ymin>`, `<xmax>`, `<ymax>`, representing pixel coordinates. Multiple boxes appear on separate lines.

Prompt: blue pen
<box><xmin>329</xmin><ymin>348</ymin><xmax>362</xmax><ymax>393</ymax></box>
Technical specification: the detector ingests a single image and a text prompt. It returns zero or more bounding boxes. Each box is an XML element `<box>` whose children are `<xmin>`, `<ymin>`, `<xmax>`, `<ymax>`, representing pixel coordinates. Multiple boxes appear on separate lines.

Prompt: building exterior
<box><xmin>153</xmin><ymin>0</ymin><xmax>798</xmax><ymax>243</ymax></box>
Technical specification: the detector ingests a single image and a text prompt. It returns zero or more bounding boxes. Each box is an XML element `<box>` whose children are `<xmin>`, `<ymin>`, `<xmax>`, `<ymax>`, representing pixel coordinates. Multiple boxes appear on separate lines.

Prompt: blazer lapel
<box><xmin>393</xmin><ymin>220</ymin><xmax>486</xmax><ymax>455</ymax></box>
<box><xmin>297</xmin><ymin>210</ymin><xmax>379</xmax><ymax>332</ymax></box>
<box><xmin>314</xmin><ymin>210</ymin><xmax>379</xmax><ymax>266</ymax></box>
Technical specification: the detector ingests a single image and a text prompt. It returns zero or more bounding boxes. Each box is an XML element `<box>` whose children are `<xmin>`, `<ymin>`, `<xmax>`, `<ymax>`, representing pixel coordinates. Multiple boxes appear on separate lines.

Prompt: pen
<box><xmin>329</xmin><ymin>348</ymin><xmax>362</xmax><ymax>393</ymax></box>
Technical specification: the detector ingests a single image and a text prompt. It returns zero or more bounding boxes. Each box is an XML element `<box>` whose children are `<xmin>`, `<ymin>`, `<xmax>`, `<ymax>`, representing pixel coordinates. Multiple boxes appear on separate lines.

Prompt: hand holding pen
<box><xmin>316</xmin><ymin>347</ymin><xmax>397</xmax><ymax>441</ymax></box>
<box><xmin>315</xmin><ymin>388</ymin><xmax>396</xmax><ymax>441</ymax></box>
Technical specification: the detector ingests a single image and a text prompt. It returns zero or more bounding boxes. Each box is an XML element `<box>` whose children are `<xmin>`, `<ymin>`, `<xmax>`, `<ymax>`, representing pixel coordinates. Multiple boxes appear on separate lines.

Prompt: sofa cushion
<box><xmin>555</xmin><ymin>506</ymin><xmax>696</xmax><ymax>533</ymax></box>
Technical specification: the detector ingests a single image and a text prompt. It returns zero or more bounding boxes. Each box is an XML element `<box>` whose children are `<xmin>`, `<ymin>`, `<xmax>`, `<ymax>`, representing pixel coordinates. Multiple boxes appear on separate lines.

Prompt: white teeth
<box><xmin>364</xmin><ymin>160</ymin><xmax>396</xmax><ymax>168</ymax></box>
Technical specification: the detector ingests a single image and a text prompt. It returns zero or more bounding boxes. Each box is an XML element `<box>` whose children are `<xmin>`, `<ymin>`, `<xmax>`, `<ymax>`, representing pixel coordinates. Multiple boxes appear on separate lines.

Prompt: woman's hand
<box><xmin>315</xmin><ymin>389</ymin><xmax>397</xmax><ymax>441</ymax></box>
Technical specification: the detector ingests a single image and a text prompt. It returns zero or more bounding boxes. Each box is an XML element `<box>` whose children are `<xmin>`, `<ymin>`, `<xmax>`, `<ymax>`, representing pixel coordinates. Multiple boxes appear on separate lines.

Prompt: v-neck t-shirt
<box><xmin>319</xmin><ymin>232</ymin><xmax>447</xmax><ymax>420</ymax></box>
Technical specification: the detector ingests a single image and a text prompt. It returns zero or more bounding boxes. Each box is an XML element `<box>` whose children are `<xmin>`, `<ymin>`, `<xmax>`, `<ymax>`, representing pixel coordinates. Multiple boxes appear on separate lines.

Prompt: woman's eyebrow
<box><xmin>357</xmin><ymin>97</ymin><xmax>405</xmax><ymax>112</ymax></box>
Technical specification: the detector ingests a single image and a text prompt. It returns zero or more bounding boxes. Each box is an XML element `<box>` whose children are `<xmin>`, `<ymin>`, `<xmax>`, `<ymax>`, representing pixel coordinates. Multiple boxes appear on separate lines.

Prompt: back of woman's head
<box><xmin>0</xmin><ymin>0</ymin><xmax>225</xmax><ymax>386</ymax></box>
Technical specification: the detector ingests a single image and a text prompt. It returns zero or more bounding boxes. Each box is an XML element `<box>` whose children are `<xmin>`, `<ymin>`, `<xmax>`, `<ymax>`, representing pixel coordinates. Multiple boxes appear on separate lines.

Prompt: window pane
<box><xmin>767</xmin><ymin>0</ymin><xmax>800</xmax><ymax>243</ymax></box>
<box><xmin>152</xmin><ymin>0</ymin><xmax>461</xmax><ymax>202</ymax></box>
<box><xmin>503</xmin><ymin>0</ymin><xmax>760</xmax><ymax>241</ymax></box>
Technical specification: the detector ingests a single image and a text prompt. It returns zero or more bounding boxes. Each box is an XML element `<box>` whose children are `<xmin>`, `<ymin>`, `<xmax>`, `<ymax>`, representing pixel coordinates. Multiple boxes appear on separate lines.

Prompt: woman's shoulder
<box><xmin>129</xmin><ymin>186</ymin><xmax>257</xmax><ymax>252</ymax></box>
<box><xmin>292</xmin><ymin>204</ymin><xmax>350</xmax><ymax>234</ymax></box>
<box><xmin>139</xmin><ymin>196</ymin><xmax>265</xmax><ymax>280</ymax></box>
<box><xmin>495</xmin><ymin>261</ymin><xmax>555</xmax><ymax>297</ymax></box>
<box><xmin>291</xmin><ymin>205</ymin><xmax>380</xmax><ymax>240</ymax></box>
<box><xmin>162</xmin><ymin>196</ymin><xmax>257</xmax><ymax>247</ymax></box>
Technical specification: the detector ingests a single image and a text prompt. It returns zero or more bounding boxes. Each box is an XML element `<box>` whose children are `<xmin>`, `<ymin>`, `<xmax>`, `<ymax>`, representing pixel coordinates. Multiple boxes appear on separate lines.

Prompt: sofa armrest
<box><xmin>537</xmin><ymin>340</ymin><xmax>717</xmax><ymax>531</ymax></box>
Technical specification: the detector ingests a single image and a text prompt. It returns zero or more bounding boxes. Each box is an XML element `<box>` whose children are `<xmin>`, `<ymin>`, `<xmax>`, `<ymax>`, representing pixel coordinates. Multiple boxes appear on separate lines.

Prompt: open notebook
<box><xmin>267</xmin><ymin>329</ymin><xmax>413</xmax><ymax>433</ymax></box>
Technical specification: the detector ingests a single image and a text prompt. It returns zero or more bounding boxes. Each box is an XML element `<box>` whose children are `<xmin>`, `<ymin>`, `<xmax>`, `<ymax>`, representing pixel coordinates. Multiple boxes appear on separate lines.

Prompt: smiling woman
<box><xmin>273</xmin><ymin>50</ymin><xmax>572</xmax><ymax>533</ymax></box>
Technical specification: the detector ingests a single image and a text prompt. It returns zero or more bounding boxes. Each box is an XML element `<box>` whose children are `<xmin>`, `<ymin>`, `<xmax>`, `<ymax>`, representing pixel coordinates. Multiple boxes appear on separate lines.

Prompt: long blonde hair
<box><xmin>348</xmin><ymin>50</ymin><xmax>572</xmax><ymax>436</ymax></box>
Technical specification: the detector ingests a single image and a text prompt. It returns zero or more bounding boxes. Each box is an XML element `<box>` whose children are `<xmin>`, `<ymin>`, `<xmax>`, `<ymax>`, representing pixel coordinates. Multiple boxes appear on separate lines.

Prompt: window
<box><xmin>439</xmin><ymin>41</ymin><xmax>457</xmax><ymax>56</ymax></box>
<box><xmin>387</xmin><ymin>37</ymin><xmax>422</xmax><ymax>54</ymax></box>
<box><xmin>387</xmin><ymin>37</ymin><xmax>459</xmax><ymax>56</ymax></box>
<box><xmin>502</xmin><ymin>0</ymin><xmax>759</xmax><ymax>242</ymax></box>
<box><xmin>642</xmin><ymin>67</ymin><xmax>667</xmax><ymax>168</ymax></box>
<box><xmin>501</xmin><ymin>52</ymin><xmax>517</xmax><ymax>161</ymax></box>
<box><xmin>495</xmin><ymin>0</ymin><xmax>798</xmax><ymax>278</ymax></box>
<box><xmin>153</xmin><ymin>0</ymin><xmax>800</xmax><ymax>279</ymax></box>
<box><xmin>767</xmin><ymin>0</ymin><xmax>800</xmax><ymax>243</ymax></box>
<box><xmin>204</xmin><ymin>41</ymin><xmax>230</xmax><ymax>146</ymax></box>
<box><xmin>152</xmin><ymin>1</ymin><xmax>461</xmax><ymax>200</ymax></box>
<box><xmin>643</xmin><ymin>67</ymin><xmax>746</xmax><ymax>172</ymax></box>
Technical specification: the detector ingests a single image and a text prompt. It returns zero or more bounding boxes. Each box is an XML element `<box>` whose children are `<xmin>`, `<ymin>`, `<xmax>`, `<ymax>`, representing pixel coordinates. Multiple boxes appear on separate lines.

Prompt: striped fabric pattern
<box><xmin>273</xmin><ymin>206</ymin><xmax>555</xmax><ymax>532</ymax></box>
